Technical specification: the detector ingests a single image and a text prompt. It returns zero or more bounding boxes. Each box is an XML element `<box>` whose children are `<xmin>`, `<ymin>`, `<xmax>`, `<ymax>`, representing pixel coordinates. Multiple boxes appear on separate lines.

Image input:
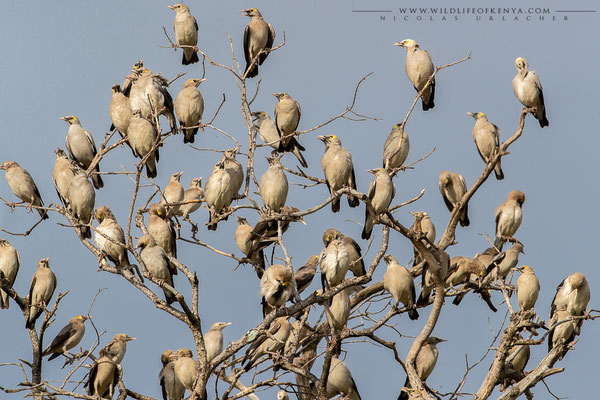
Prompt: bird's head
<box><xmin>241</xmin><ymin>8</ymin><xmax>262</xmax><ymax>18</ymax></box>
<box><xmin>111</xmin><ymin>84</ymin><xmax>121</xmax><ymax>94</ymax></box>
<box><xmin>515</xmin><ymin>57</ymin><xmax>528</xmax><ymax>71</ymax></box>
<box><xmin>466</xmin><ymin>112</ymin><xmax>486</xmax><ymax>120</ymax></box>
<box><xmin>0</xmin><ymin>161</ymin><xmax>18</xmax><ymax>170</ymax></box>
<box><xmin>115</xmin><ymin>333</ymin><xmax>137</xmax><ymax>342</ymax></box>
<box><xmin>38</xmin><ymin>258</ymin><xmax>50</xmax><ymax>268</ymax></box>
<box><xmin>394</xmin><ymin>39</ymin><xmax>419</xmax><ymax>49</ymax></box>
<box><xmin>168</xmin><ymin>4</ymin><xmax>189</xmax><ymax>13</ymax></box>
<box><xmin>149</xmin><ymin>203</ymin><xmax>167</xmax><ymax>218</ymax></box>
<box><xmin>60</xmin><ymin>115</ymin><xmax>79</xmax><ymax>125</ymax></box>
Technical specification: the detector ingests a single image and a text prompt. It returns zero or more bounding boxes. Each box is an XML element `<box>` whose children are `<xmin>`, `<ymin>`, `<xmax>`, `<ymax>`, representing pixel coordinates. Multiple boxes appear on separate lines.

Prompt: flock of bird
<box><xmin>0</xmin><ymin>4</ymin><xmax>590</xmax><ymax>400</ymax></box>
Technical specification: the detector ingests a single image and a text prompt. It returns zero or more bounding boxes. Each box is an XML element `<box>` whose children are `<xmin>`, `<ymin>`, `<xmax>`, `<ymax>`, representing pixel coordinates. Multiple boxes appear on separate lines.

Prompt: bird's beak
<box><xmin>60</xmin><ymin>116</ymin><xmax>69</xmax><ymax>121</ymax></box>
<box><xmin>128</xmin><ymin>337</ymin><xmax>137</xmax><ymax>341</ymax></box>
<box><xmin>176</xmin><ymin>171</ymin><xmax>184</xmax><ymax>177</ymax></box>
<box><xmin>438</xmin><ymin>338</ymin><xmax>447</xmax><ymax>343</ymax></box>
<box><xmin>194</xmin><ymin>78</ymin><xmax>207</xmax><ymax>87</ymax></box>
<box><xmin>466</xmin><ymin>112</ymin><xmax>476</xmax><ymax>118</ymax></box>
<box><xmin>223</xmin><ymin>322</ymin><xmax>232</xmax><ymax>327</ymax></box>
<box><xmin>241</xmin><ymin>9</ymin><xmax>251</xmax><ymax>16</ymax></box>
<box><xmin>272</xmin><ymin>93</ymin><xmax>278</xmax><ymax>98</ymax></box>
<box><xmin>317</xmin><ymin>135</ymin><xmax>327</xmax><ymax>142</ymax></box>
<box><xmin>281</xmin><ymin>281</ymin><xmax>290</xmax><ymax>287</ymax></box>
<box><xmin>393</xmin><ymin>42</ymin><xmax>403</xmax><ymax>47</ymax></box>
<box><xmin>299</xmin><ymin>219</ymin><xmax>307</xmax><ymax>226</ymax></box>
<box><xmin>366</xmin><ymin>169</ymin><xmax>375</xmax><ymax>174</ymax></box>
<box><xmin>167</xmin><ymin>5</ymin><xmax>175</xmax><ymax>10</ymax></box>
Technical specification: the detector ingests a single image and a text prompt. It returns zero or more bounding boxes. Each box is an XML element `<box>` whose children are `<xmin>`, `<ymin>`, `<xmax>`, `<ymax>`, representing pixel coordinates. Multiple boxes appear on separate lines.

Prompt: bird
<box><xmin>277</xmin><ymin>391</ymin><xmax>290</xmax><ymax>400</ymax></box>
<box><xmin>410</xmin><ymin>211</ymin><xmax>436</xmax><ymax>268</ymax></box>
<box><xmin>25</xmin><ymin>258</ymin><xmax>56</xmax><ymax>329</ymax></box>
<box><xmin>221</xmin><ymin>149</ymin><xmax>244</xmax><ymax>198</ymax></box>
<box><xmin>137</xmin><ymin>234</ymin><xmax>177</xmax><ymax>305</ymax></box>
<box><xmin>505</xmin><ymin>339</ymin><xmax>530</xmax><ymax>373</ymax></box>
<box><xmin>235</xmin><ymin>216</ymin><xmax>265</xmax><ymax>277</ymax></box>
<box><xmin>319</xmin><ymin>231</ymin><xmax>350</xmax><ymax>290</ymax></box>
<box><xmin>326</xmin><ymin>355</ymin><xmax>362</xmax><ymax>400</ymax></box>
<box><xmin>161</xmin><ymin>171</ymin><xmax>185</xmax><ymax>217</ymax></box>
<box><xmin>100</xmin><ymin>333</ymin><xmax>136</xmax><ymax>364</ymax></box>
<box><xmin>323</xmin><ymin>229</ymin><xmax>365</xmax><ymax>277</ymax></box>
<box><xmin>445</xmin><ymin>256</ymin><xmax>485</xmax><ymax>288</ymax></box>
<box><xmin>94</xmin><ymin>206</ymin><xmax>130</xmax><ymax>268</ymax></box>
<box><xmin>176</xmin><ymin>178</ymin><xmax>203</xmax><ymax>220</ymax></box>
<box><xmin>61</xmin><ymin>116</ymin><xmax>103</xmax><ymax>189</ymax></box>
<box><xmin>67</xmin><ymin>166</ymin><xmax>95</xmax><ymax>239</ymax></box>
<box><xmin>284</xmin><ymin>320</ymin><xmax>314</xmax><ymax>356</ymax></box>
<box><xmin>326</xmin><ymin>288</ymin><xmax>351</xmax><ymax>331</ymax></box>
<box><xmin>293</xmin><ymin>255</ymin><xmax>319</xmax><ymax>294</ymax></box>
<box><xmin>242</xmin><ymin>317</ymin><xmax>291</xmax><ymax>371</ymax></box>
<box><xmin>148</xmin><ymin>203</ymin><xmax>177</xmax><ymax>258</ymax></box>
<box><xmin>450</xmin><ymin>249</ymin><xmax>500</xmax><ymax>312</ymax></box>
<box><xmin>159</xmin><ymin>350</ymin><xmax>186</xmax><ymax>400</ymax></box>
<box><xmin>383</xmin><ymin>255</ymin><xmax>418</xmax><ymax>320</ymax></box>
<box><xmin>52</xmin><ymin>148</ymin><xmax>76</xmax><ymax>207</ymax></box>
<box><xmin>550</xmin><ymin>272</ymin><xmax>590</xmax><ymax>320</ymax></box>
<box><xmin>204</xmin><ymin>322</ymin><xmax>231</xmax><ymax>363</ymax></box>
<box><xmin>174</xmin><ymin>78</ymin><xmax>205</xmax><ymax>143</ymax></box>
<box><xmin>127</xmin><ymin>110</ymin><xmax>159</xmax><ymax>178</ymax></box>
<box><xmin>0</xmin><ymin>239</ymin><xmax>20</xmax><ymax>310</ymax></box>
<box><xmin>120</xmin><ymin>59</ymin><xmax>145</xmax><ymax>97</ymax></box>
<box><xmin>394</xmin><ymin>39</ymin><xmax>435</xmax><ymax>111</ymax></box>
<box><xmin>242</xmin><ymin>8</ymin><xmax>275</xmax><ymax>78</ymax></box>
<box><xmin>513</xmin><ymin>57</ymin><xmax>548</xmax><ymax>127</ymax></box>
<box><xmin>439</xmin><ymin>170</ymin><xmax>469</xmax><ymax>227</ymax></box>
<box><xmin>0</xmin><ymin>161</ymin><xmax>48</xmax><ymax>219</ymax></box>
<box><xmin>168</xmin><ymin>4</ymin><xmax>199</xmax><ymax>65</ymax></box>
<box><xmin>42</xmin><ymin>315</ymin><xmax>88</xmax><ymax>360</ymax></box>
<box><xmin>173</xmin><ymin>348</ymin><xmax>199</xmax><ymax>392</ymax></box>
<box><xmin>87</xmin><ymin>356</ymin><xmax>119</xmax><ymax>399</ymax></box>
<box><xmin>274</xmin><ymin>93</ymin><xmax>301</xmax><ymax>148</ymax></box>
<box><xmin>259</xmin><ymin>156</ymin><xmax>288</xmax><ymax>212</ymax></box>
<box><xmin>204</xmin><ymin>162</ymin><xmax>234</xmax><ymax>231</ymax></box>
<box><xmin>398</xmin><ymin>337</ymin><xmax>445</xmax><ymax>400</ymax></box>
<box><xmin>481</xmin><ymin>242</ymin><xmax>524</xmax><ymax>286</ymax></box>
<box><xmin>548</xmin><ymin>309</ymin><xmax>577</xmax><ymax>353</ymax></box>
<box><xmin>246</xmin><ymin>206</ymin><xmax>307</xmax><ymax>259</ymax></box>
<box><xmin>260</xmin><ymin>264</ymin><xmax>297</xmax><ymax>317</ymax></box>
<box><xmin>416</xmin><ymin>251</ymin><xmax>449</xmax><ymax>307</ymax></box>
<box><xmin>252</xmin><ymin>111</ymin><xmax>307</xmax><ymax>168</ymax></box>
<box><xmin>466</xmin><ymin>112</ymin><xmax>504</xmax><ymax>180</ymax></box>
<box><xmin>494</xmin><ymin>190</ymin><xmax>525</xmax><ymax>250</ymax></box>
<box><xmin>129</xmin><ymin>68</ymin><xmax>177</xmax><ymax>133</ymax></box>
<box><xmin>516</xmin><ymin>266</ymin><xmax>540</xmax><ymax>312</ymax></box>
<box><xmin>362</xmin><ymin>168</ymin><xmax>395</xmax><ymax>240</ymax></box>
<box><xmin>383</xmin><ymin>123</ymin><xmax>410</xmax><ymax>170</ymax></box>
<box><xmin>319</xmin><ymin>135</ymin><xmax>359</xmax><ymax>213</ymax></box>
<box><xmin>109</xmin><ymin>84</ymin><xmax>133</xmax><ymax>146</ymax></box>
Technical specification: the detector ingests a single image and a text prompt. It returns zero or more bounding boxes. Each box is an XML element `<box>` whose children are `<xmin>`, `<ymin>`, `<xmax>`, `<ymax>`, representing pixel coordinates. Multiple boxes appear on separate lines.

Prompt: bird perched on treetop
<box><xmin>42</xmin><ymin>315</ymin><xmax>88</xmax><ymax>361</ymax></box>
<box><xmin>174</xmin><ymin>78</ymin><xmax>205</xmax><ymax>143</ymax></box>
<box><xmin>466</xmin><ymin>112</ymin><xmax>504</xmax><ymax>180</ymax></box>
<box><xmin>242</xmin><ymin>8</ymin><xmax>275</xmax><ymax>78</ymax></box>
<box><xmin>168</xmin><ymin>4</ymin><xmax>200</xmax><ymax>65</ymax></box>
<box><xmin>25</xmin><ymin>258</ymin><xmax>56</xmax><ymax>329</ymax></box>
<box><xmin>136</xmin><ymin>234</ymin><xmax>178</xmax><ymax>305</ymax></box>
<box><xmin>398</xmin><ymin>337</ymin><xmax>445</xmax><ymax>400</ymax></box>
<box><xmin>383</xmin><ymin>123</ymin><xmax>410</xmax><ymax>170</ymax></box>
<box><xmin>260</xmin><ymin>264</ymin><xmax>297</xmax><ymax>317</ymax></box>
<box><xmin>161</xmin><ymin>171</ymin><xmax>185</xmax><ymax>218</ymax></box>
<box><xmin>205</xmin><ymin>322</ymin><xmax>231</xmax><ymax>363</ymax></box>
<box><xmin>94</xmin><ymin>206</ymin><xmax>130</xmax><ymax>268</ymax></box>
<box><xmin>439</xmin><ymin>170</ymin><xmax>469</xmax><ymax>227</ymax></box>
<box><xmin>327</xmin><ymin>355</ymin><xmax>363</xmax><ymax>400</ymax></box>
<box><xmin>252</xmin><ymin>111</ymin><xmax>307</xmax><ymax>168</ymax></box>
<box><xmin>322</xmin><ymin>229</ymin><xmax>365</xmax><ymax>277</ymax></box>
<box><xmin>61</xmin><ymin>116</ymin><xmax>104</xmax><ymax>190</ymax></box>
<box><xmin>494</xmin><ymin>190</ymin><xmax>525</xmax><ymax>251</ymax></box>
<box><xmin>362</xmin><ymin>168</ymin><xmax>395</xmax><ymax>240</ymax></box>
<box><xmin>100</xmin><ymin>333</ymin><xmax>136</xmax><ymax>364</ymax></box>
<box><xmin>242</xmin><ymin>317</ymin><xmax>291</xmax><ymax>371</ymax></box>
<box><xmin>127</xmin><ymin>110</ymin><xmax>160</xmax><ymax>178</ymax></box>
<box><xmin>0</xmin><ymin>161</ymin><xmax>48</xmax><ymax>219</ymax></box>
<box><xmin>148</xmin><ymin>203</ymin><xmax>177</xmax><ymax>258</ymax></box>
<box><xmin>273</xmin><ymin>93</ymin><xmax>308</xmax><ymax>168</ymax></box>
<box><xmin>129</xmin><ymin>69</ymin><xmax>177</xmax><ymax>134</ymax></box>
<box><xmin>87</xmin><ymin>355</ymin><xmax>118</xmax><ymax>399</ymax></box>
<box><xmin>513</xmin><ymin>57</ymin><xmax>548</xmax><ymax>127</ymax></box>
<box><xmin>67</xmin><ymin>166</ymin><xmax>95</xmax><ymax>239</ymax></box>
<box><xmin>319</xmin><ymin>135</ymin><xmax>359</xmax><ymax>213</ymax></box>
<box><xmin>52</xmin><ymin>148</ymin><xmax>76</xmax><ymax>207</ymax></box>
<box><xmin>383</xmin><ymin>254</ymin><xmax>418</xmax><ymax>320</ymax></box>
<box><xmin>394</xmin><ymin>39</ymin><xmax>435</xmax><ymax>111</ymax></box>
<box><xmin>0</xmin><ymin>239</ymin><xmax>20</xmax><ymax>310</ymax></box>
<box><xmin>259</xmin><ymin>156</ymin><xmax>288</xmax><ymax>213</ymax></box>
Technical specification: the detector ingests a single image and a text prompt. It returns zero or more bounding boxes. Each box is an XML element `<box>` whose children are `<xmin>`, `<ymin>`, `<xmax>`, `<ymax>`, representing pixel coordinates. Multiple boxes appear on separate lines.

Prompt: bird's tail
<box><xmin>81</xmin><ymin>226</ymin><xmax>91</xmax><ymax>239</ymax></box>
<box><xmin>397</xmin><ymin>376</ymin><xmax>411</xmax><ymax>400</ymax></box>
<box><xmin>408</xmin><ymin>308</ymin><xmax>419</xmax><ymax>320</ymax></box>
<box><xmin>92</xmin><ymin>171</ymin><xmax>104</xmax><ymax>190</ymax></box>
<box><xmin>38</xmin><ymin>207</ymin><xmax>49</xmax><ymax>220</ymax></box>
<box><xmin>422</xmin><ymin>82</ymin><xmax>436</xmax><ymax>111</ymax></box>
<box><xmin>183</xmin><ymin>127</ymin><xmax>199</xmax><ymax>144</ymax></box>
<box><xmin>145</xmin><ymin>156</ymin><xmax>158</xmax><ymax>179</ymax></box>
<box><xmin>182</xmin><ymin>51</ymin><xmax>200</xmax><ymax>65</ymax></box>
<box><xmin>291</xmin><ymin>144</ymin><xmax>308</xmax><ymax>168</ymax></box>
<box><xmin>348</xmin><ymin>194</ymin><xmax>360</xmax><ymax>208</ymax></box>
<box><xmin>459</xmin><ymin>209</ymin><xmax>470</xmax><ymax>227</ymax></box>
<box><xmin>245</xmin><ymin>63</ymin><xmax>259</xmax><ymax>78</ymax></box>
<box><xmin>494</xmin><ymin>162</ymin><xmax>505</xmax><ymax>180</ymax></box>
<box><xmin>493</xmin><ymin>237</ymin><xmax>505</xmax><ymax>252</ymax></box>
<box><xmin>331</xmin><ymin>197</ymin><xmax>341</xmax><ymax>213</ymax></box>
<box><xmin>361</xmin><ymin>212</ymin><xmax>373</xmax><ymax>240</ymax></box>
<box><xmin>0</xmin><ymin>291</ymin><xmax>9</xmax><ymax>310</ymax></box>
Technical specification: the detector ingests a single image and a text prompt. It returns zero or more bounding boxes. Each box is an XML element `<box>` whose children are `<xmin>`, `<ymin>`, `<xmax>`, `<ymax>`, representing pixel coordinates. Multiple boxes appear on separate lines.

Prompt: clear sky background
<box><xmin>1</xmin><ymin>0</ymin><xmax>598</xmax><ymax>399</ymax></box>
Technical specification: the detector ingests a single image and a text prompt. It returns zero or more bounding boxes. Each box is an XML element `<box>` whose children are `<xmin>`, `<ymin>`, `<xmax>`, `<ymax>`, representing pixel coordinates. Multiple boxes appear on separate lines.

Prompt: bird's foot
<box><xmin>173</xmin><ymin>43</ymin><xmax>179</xmax><ymax>50</ymax></box>
<box><xmin>193</xmin><ymin>45</ymin><xmax>199</xmax><ymax>52</ymax></box>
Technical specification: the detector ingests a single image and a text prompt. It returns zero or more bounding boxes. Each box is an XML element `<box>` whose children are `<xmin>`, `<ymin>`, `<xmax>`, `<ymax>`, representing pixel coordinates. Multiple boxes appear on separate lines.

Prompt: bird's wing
<box><xmin>531</xmin><ymin>71</ymin><xmax>546</xmax><ymax>108</ymax></box>
<box><xmin>28</xmin><ymin>272</ymin><xmax>37</xmax><ymax>303</ymax></box>
<box><xmin>48</xmin><ymin>322</ymin><xmax>77</xmax><ymax>349</ymax></box>
<box><xmin>367</xmin><ymin>179</ymin><xmax>376</xmax><ymax>201</ymax></box>
<box><xmin>439</xmin><ymin>183</ymin><xmax>454</xmax><ymax>212</ymax></box>
<box><xmin>550</xmin><ymin>277</ymin><xmax>566</xmax><ymax>318</ymax></box>
<box><xmin>83</xmin><ymin>129</ymin><xmax>98</xmax><ymax>155</ymax></box>
<box><xmin>243</xmin><ymin>25</ymin><xmax>252</xmax><ymax>67</ymax></box>
<box><xmin>294</xmin><ymin>101</ymin><xmax>301</xmax><ymax>130</ymax></box>
<box><xmin>86</xmin><ymin>361</ymin><xmax>98</xmax><ymax>395</ymax></box>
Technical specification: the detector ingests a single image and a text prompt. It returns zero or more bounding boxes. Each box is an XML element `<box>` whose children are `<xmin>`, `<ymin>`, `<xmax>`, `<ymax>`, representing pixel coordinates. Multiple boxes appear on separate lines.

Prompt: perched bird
<box><xmin>176</xmin><ymin>178</ymin><xmax>203</xmax><ymax>220</ymax></box>
<box><xmin>137</xmin><ymin>234</ymin><xmax>177</xmax><ymax>305</ymax></box>
<box><xmin>242</xmin><ymin>8</ymin><xmax>275</xmax><ymax>78</ymax></box>
<box><xmin>61</xmin><ymin>116</ymin><xmax>103</xmax><ymax>189</ymax></box>
<box><xmin>127</xmin><ymin>110</ymin><xmax>159</xmax><ymax>178</ymax></box>
<box><xmin>295</xmin><ymin>255</ymin><xmax>319</xmax><ymax>293</ymax></box>
<box><xmin>284</xmin><ymin>320</ymin><xmax>314</xmax><ymax>356</ymax></box>
<box><xmin>326</xmin><ymin>288</ymin><xmax>351</xmax><ymax>331</ymax></box>
<box><xmin>451</xmin><ymin>249</ymin><xmax>500</xmax><ymax>311</ymax></box>
<box><xmin>100</xmin><ymin>333</ymin><xmax>136</xmax><ymax>364</ymax></box>
<box><xmin>466</xmin><ymin>112</ymin><xmax>504</xmax><ymax>180</ymax></box>
<box><xmin>383</xmin><ymin>255</ymin><xmax>418</xmax><ymax>320</ymax></box>
<box><xmin>204</xmin><ymin>162</ymin><xmax>234</xmax><ymax>231</ymax></box>
<box><xmin>173</xmin><ymin>348</ymin><xmax>198</xmax><ymax>391</ymax></box>
<box><xmin>548</xmin><ymin>309</ymin><xmax>576</xmax><ymax>352</ymax></box>
<box><xmin>259</xmin><ymin>156</ymin><xmax>288</xmax><ymax>212</ymax></box>
<box><xmin>120</xmin><ymin>60</ymin><xmax>145</xmax><ymax>97</ymax></box>
<box><xmin>445</xmin><ymin>256</ymin><xmax>485</xmax><ymax>288</ymax></box>
<box><xmin>0</xmin><ymin>161</ymin><xmax>48</xmax><ymax>219</ymax></box>
<box><xmin>277</xmin><ymin>391</ymin><xmax>290</xmax><ymax>400</ymax></box>
<box><xmin>260</xmin><ymin>264</ymin><xmax>297</xmax><ymax>317</ymax></box>
<box><xmin>67</xmin><ymin>167</ymin><xmax>95</xmax><ymax>239</ymax></box>
<box><xmin>550</xmin><ymin>272</ymin><xmax>590</xmax><ymax>319</ymax></box>
<box><xmin>505</xmin><ymin>340</ymin><xmax>530</xmax><ymax>373</ymax></box>
<box><xmin>319</xmin><ymin>135</ymin><xmax>359</xmax><ymax>213</ymax></box>
<box><xmin>25</xmin><ymin>258</ymin><xmax>56</xmax><ymax>329</ymax></box>
<box><xmin>516</xmin><ymin>266</ymin><xmax>540</xmax><ymax>312</ymax></box>
<box><xmin>204</xmin><ymin>322</ymin><xmax>231</xmax><ymax>363</ymax></box>
<box><xmin>174</xmin><ymin>78</ymin><xmax>205</xmax><ymax>143</ymax></box>
<box><xmin>439</xmin><ymin>170</ymin><xmax>469</xmax><ymax>227</ymax></box>
<box><xmin>398</xmin><ymin>337</ymin><xmax>445</xmax><ymax>400</ymax></box>
<box><xmin>319</xmin><ymin>231</ymin><xmax>350</xmax><ymax>290</ymax></box>
<box><xmin>247</xmin><ymin>206</ymin><xmax>306</xmax><ymax>257</ymax></box>
<box><xmin>494</xmin><ymin>190</ymin><xmax>525</xmax><ymax>250</ymax></box>
<box><xmin>410</xmin><ymin>211</ymin><xmax>436</xmax><ymax>268</ymax></box>
<box><xmin>252</xmin><ymin>111</ymin><xmax>307</xmax><ymax>168</ymax></box>
<box><xmin>362</xmin><ymin>168</ymin><xmax>395</xmax><ymax>240</ymax></box>
<box><xmin>235</xmin><ymin>216</ymin><xmax>265</xmax><ymax>277</ymax></box>
<box><xmin>94</xmin><ymin>206</ymin><xmax>130</xmax><ymax>267</ymax></box>
<box><xmin>323</xmin><ymin>229</ymin><xmax>365</xmax><ymax>277</ymax></box>
<box><xmin>87</xmin><ymin>356</ymin><xmax>118</xmax><ymax>399</ymax></box>
<box><xmin>52</xmin><ymin>148</ymin><xmax>76</xmax><ymax>207</ymax></box>
<box><xmin>416</xmin><ymin>251</ymin><xmax>449</xmax><ymax>307</ymax></box>
<box><xmin>109</xmin><ymin>84</ymin><xmax>133</xmax><ymax>145</ymax></box>
<box><xmin>168</xmin><ymin>4</ymin><xmax>199</xmax><ymax>65</ymax></box>
<box><xmin>383</xmin><ymin>123</ymin><xmax>410</xmax><ymax>170</ymax></box>
<box><xmin>161</xmin><ymin>171</ymin><xmax>185</xmax><ymax>217</ymax></box>
<box><xmin>148</xmin><ymin>203</ymin><xmax>177</xmax><ymax>258</ymax></box>
<box><xmin>513</xmin><ymin>57</ymin><xmax>548</xmax><ymax>127</ymax></box>
<box><xmin>159</xmin><ymin>350</ymin><xmax>185</xmax><ymax>400</ymax></box>
<box><xmin>274</xmin><ymin>93</ymin><xmax>301</xmax><ymax>149</ymax></box>
<box><xmin>42</xmin><ymin>315</ymin><xmax>87</xmax><ymax>360</ymax></box>
<box><xmin>326</xmin><ymin>355</ymin><xmax>362</xmax><ymax>400</ymax></box>
<box><xmin>394</xmin><ymin>39</ymin><xmax>435</xmax><ymax>111</ymax></box>
<box><xmin>0</xmin><ymin>239</ymin><xmax>20</xmax><ymax>310</ymax></box>
<box><xmin>242</xmin><ymin>317</ymin><xmax>291</xmax><ymax>371</ymax></box>
<box><xmin>129</xmin><ymin>69</ymin><xmax>177</xmax><ymax>133</ymax></box>
<box><xmin>221</xmin><ymin>149</ymin><xmax>244</xmax><ymax>198</ymax></box>
<box><xmin>481</xmin><ymin>242</ymin><xmax>524</xmax><ymax>286</ymax></box>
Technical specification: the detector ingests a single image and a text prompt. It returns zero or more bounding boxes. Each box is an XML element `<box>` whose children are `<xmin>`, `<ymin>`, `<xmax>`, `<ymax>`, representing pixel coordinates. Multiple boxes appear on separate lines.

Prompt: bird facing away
<box><xmin>259</xmin><ymin>156</ymin><xmax>288</xmax><ymax>212</ymax></box>
<box><xmin>513</xmin><ymin>57</ymin><xmax>548</xmax><ymax>127</ymax></box>
<box><xmin>137</xmin><ymin>234</ymin><xmax>177</xmax><ymax>305</ymax></box>
<box><xmin>242</xmin><ymin>8</ymin><xmax>275</xmax><ymax>78</ymax></box>
<box><xmin>548</xmin><ymin>309</ymin><xmax>577</xmax><ymax>353</ymax></box>
<box><xmin>173</xmin><ymin>348</ymin><xmax>198</xmax><ymax>392</ymax></box>
<box><xmin>61</xmin><ymin>116</ymin><xmax>103</xmax><ymax>189</ymax></box>
<box><xmin>323</xmin><ymin>229</ymin><xmax>365</xmax><ymax>277</ymax></box>
<box><xmin>94</xmin><ymin>206</ymin><xmax>130</xmax><ymax>267</ymax></box>
<box><xmin>505</xmin><ymin>339</ymin><xmax>530</xmax><ymax>373</ymax></box>
<box><xmin>319</xmin><ymin>135</ymin><xmax>359</xmax><ymax>213</ymax></box>
<box><xmin>410</xmin><ymin>211</ymin><xmax>436</xmax><ymax>268</ymax></box>
<box><xmin>176</xmin><ymin>178</ymin><xmax>203</xmax><ymax>220</ymax></box>
<box><xmin>319</xmin><ymin>231</ymin><xmax>350</xmax><ymax>290</ymax></box>
<box><xmin>325</xmin><ymin>288</ymin><xmax>351</xmax><ymax>331</ymax></box>
<box><xmin>326</xmin><ymin>355</ymin><xmax>362</xmax><ymax>400</ymax></box>
<box><xmin>394</xmin><ymin>39</ymin><xmax>435</xmax><ymax>111</ymax></box>
<box><xmin>516</xmin><ymin>266</ymin><xmax>540</xmax><ymax>312</ymax></box>
<box><xmin>235</xmin><ymin>216</ymin><xmax>265</xmax><ymax>277</ymax></box>
<box><xmin>383</xmin><ymin>255</ymin><xmax>418</xmax><ymax>320</ymax></box>
<box><xmin>466</xmin><ymin>112</ymin><xmax>504</xmax><ymax>180</ymax></box>
<box><xmin>159</xmin><ymin>349</ymin><xmax>186</xmax><ymax>400</ymax></box>
<box><xmin>260</xmin><ymin>264</ymin><xmax>297</xmax><ymax>317</ymax></box>
<box><xmin>295</xmin><ymin>255</ymin><xmax>319</xmax><ymax>294</ymax></box>
<box><xmin>67</xmin><ymin>167</ymin><xmax>95</xmax><ymax>239</ymax></box>
<box><xmin>174</xmin><ymin>78</ymin><xmax>205</xmax><ymax>143</ymax></box>
<box><xmin>247</xmin><ymin>206</ymin><xmax>306</xmax><ymax>258</ymax></box>
<box><xmin>439</xmin><ymin>170</ymin><xmax>469</xmax><ymax>227</ymax></box>
<box><xmin>277</xmin><ymin>391</ymin><xmax>290</xmax><ymax>400</ymax></box>
<box><xmin>120</xmin><ymin>59</ymin><xmax>145</xmax><ymax>98</ymax></box>
<box><xmin>127</xmin><ymin>110</ymin><xmax>160</xmax><ymax>178</ymax></box>
<box><xmin>494</xmin><ymin>190</ymin><xmax>525</xmax><ymax>250</ymax></box>
<box><xmin>273</xmin><ymin>93</ymin><xmax>305</xmax><ymax>159</ymax></box>
<box><xmin>550</xmin><ymin>272</ymin><xmax>590</xmax><ymax>319</ymax></box>
<box><xmin>416</xmin><ymin>251</ymin><xmax>449</xmax><ymax>307</ymax></box>
<box><xmin>43</xmin><ymin>315</ymin><xmax>87</xmax><ymax>360</ymax></box>
<box><xmin>481</xmin><ymin>242</ymin><xmax>524</xmax><ymax>286</ymax></box>
<box><xmin>148</xmin><ymin>203</ymin><xmax>177</xmax><ymax>258</ymax></box>
<box><xmin>362</xmin><ymin>168</ymin><xmax>395</xmax><ymax>240</ymax></box>
<box><xmin>445</xmin><ymin>256</ymin><xmax>485</xmax><ymax>288</ymax></box>
<box><xmin>204</xmin><ymin>161</ymin><xmax>234</xmax><ymax>231</ymax></box>
<box><xmin>0</xmin><ymin>239</ymin><xmax>20</xmax><ymax>310</ymax></box>
<box><xmin>252</xmin><ymin>111</ymin><xmax>307</xmax><ymax>168</ymax></box>
<box><xmin>221</xmin><ymin>149</ymin><xmax>244</xmax><ymax>198</ymax></box>
<box><xmin>87</xmin><ymin>355</ymin><xmax>118</xmax><ymax>399</ymax></box>
<box><xmin>242</xmin><ymin>317</ymin><xmax>291</xmax><ymax>371</ymax></box>
<box><xmin>129</xmin><ymin>69</ymin><xmax>177</xmax><ymax>133</ymax></box>
<box><xmin>53</xmin><ymin>148</ymin><xmax>76</xmax><ymax>207</ymax></box>
<box><xmin>0</xmin><ymin>161</ymin><xmax>48</xmax><ymax>219</ymax></box>
<box><xmin>161</xmin><ymin>171</ymin><xmax>185</xmax><ymax>217</ymax></box>
<box><xmin>398</xmin><ymin>337</ymin><xmax>445</xmax><ymax>400</ymax></box>
<box><xmin>100</xmin><ymin>333</ymin><xmax>136</xmax><ymax>364</ymax></box>
<box><xmin>109</xmin><ymin>84</ymin><xmax>133</xmax><ymax>145</ymax></box>
<box><xmin>25</xmin><ymin>258</ymin><xmax>56</xmax><ymax>329</ymax></box>
<box><xmin>383</xmin><ymin>123</ymin><xmax>410</xmax><ymax>170</ymax></box>
<box><xmin>168</xmin><ymin>4</ymin><xmax>199</xmax><ymax>65</ymax></box>
<box><xmin>204</xmin><ymin>321</ymin><xmax>231</xmax><ymax>363</ymax></box>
